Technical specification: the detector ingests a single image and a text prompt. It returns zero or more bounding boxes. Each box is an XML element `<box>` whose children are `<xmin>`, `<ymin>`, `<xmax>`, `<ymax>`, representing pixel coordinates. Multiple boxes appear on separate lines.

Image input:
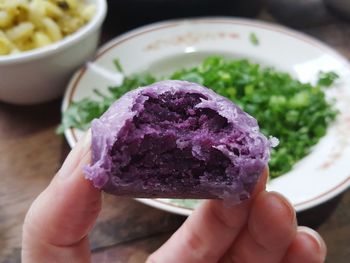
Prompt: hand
<box><xmin>147</xmin><ymin>168</ymin><xmax>327</xmax><ymax>263</ymax></box>
<box><xmin>22</xmin><ymin>134</ymin><xmax>327</xmax><ymax>263</ymax></box>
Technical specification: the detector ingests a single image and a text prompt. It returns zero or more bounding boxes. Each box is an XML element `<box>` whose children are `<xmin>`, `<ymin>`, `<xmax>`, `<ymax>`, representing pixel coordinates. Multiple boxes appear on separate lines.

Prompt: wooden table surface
<box><xmin>1</xmin><ymin>4</ymin><xmax>350</xmax><ymax>263</ymax></box>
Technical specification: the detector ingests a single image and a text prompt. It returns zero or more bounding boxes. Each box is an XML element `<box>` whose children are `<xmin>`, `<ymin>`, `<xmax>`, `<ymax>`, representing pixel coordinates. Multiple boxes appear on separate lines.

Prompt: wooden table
<box><xmin>1</xmin><ymin>5</ymin><xmax>350</xmax><ymax>263</ymax></box>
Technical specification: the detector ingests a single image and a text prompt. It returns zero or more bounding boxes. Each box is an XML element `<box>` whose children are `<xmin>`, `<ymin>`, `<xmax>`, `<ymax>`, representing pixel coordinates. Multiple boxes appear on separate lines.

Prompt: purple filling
<box><xmin>85</xmin><ymin>80</ymin><xmax>275</xmax><ymax>202</ymax></box>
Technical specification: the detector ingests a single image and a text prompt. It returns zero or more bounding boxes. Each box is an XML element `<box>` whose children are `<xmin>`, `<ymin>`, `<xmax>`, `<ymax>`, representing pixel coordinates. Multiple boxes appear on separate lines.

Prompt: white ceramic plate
<box><xmin>62</xmin><ymin>18</ymin><xmax>350</xmax><ymax>216</ymax></box>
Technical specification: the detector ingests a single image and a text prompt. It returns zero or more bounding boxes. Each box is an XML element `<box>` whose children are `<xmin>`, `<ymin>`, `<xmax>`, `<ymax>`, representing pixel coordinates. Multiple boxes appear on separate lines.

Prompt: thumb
<box><xmin>22</xmin><ymin>131</ymin><xmax>101</xmax><ymax>263</ymax></box>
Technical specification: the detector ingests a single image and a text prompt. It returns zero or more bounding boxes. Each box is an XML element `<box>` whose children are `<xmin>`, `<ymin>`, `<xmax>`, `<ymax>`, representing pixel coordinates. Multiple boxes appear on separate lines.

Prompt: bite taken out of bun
<box><xmin>84</xmin><ymin>80</ymin><xmax>277</xmax><ymax>203</ymax></box>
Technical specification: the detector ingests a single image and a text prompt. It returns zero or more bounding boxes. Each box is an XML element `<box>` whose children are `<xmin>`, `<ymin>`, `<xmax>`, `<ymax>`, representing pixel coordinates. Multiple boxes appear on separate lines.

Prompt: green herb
<box><xmin>57</xmin><ymin>73</ymin><xmax>156</xmax><ymax>133</ymax></box>
<box><xmin>57</xmin><ymin>98</ymin><xmax>109</xmax><ymax>133</ymax></box>
<box><xmin>168</xmin><ymin>199</ymin><xmax>200</xmax><ymax>209</ymax></box>
<box><xmin>249</xmin><ymin>32</ymin><xmax>259</xmax><ymax>46</ymax></box>
<box><xmin>60</xmin><ymin>56</ymin><xmax>338</xmax><ymax>178</ymax></box>
<box><xmin>113</xmin><ymin>58</ymin><xmax>124</xmax><ymax>73</ymax></box>
<box><xmin>317</xmin><ymin>71</ymin><xmax>339</xmax><ymax>87</ymax></box>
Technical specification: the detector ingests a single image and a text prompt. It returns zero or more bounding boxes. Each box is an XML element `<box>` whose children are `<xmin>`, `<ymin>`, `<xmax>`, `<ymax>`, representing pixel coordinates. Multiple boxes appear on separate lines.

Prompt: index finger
<box><xmin>147</xmin><ymin>167</ymin><xmax>268</xmax><ymax>263</ymax></box>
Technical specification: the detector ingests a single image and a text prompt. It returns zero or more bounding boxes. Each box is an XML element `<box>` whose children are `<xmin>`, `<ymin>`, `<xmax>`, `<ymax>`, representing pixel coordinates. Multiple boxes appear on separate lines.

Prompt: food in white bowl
<box><xmin>62</xmin><ymin>18</ymin><xmax>350</xmax><ymax>215</ymax></box>
<box><xmin>0</xmin><ymin>0</ymin><xmax>96</xmax><ymax>55</ymax></box>
<box><xmin>0</xmin><ymin>0</ymin><xmax>107</xmax><ymax>104</ymax></box>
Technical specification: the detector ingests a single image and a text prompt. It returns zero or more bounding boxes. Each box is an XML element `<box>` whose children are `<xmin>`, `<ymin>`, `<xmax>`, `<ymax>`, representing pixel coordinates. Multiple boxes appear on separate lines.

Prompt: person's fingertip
<box><xmin>222</xmin><ymin>191</ymin><xmax>296</xmax><ymax>262</ymax></box>
<box><xmin>267</xmin><ymin>192</ymin><xmax>296</xmax><ymax>226</ymax></box>
<box><xmin>283</xmin><ymin>227</ymin><xmax>327</xmax><ymax>263</ymax></box>
<box><xmin>249</xmin><ymin>191</ymin><xmax>297</xmax><ymax>250</ymax></box>
<box><xmin>58</xmin><ymin>130</ymin><xmax>91</xmax><ymax>179</ymax></box>
<box><xmin>251</xmin><ymin>166</ymin><xmax>269</xmax><ymax>197</ymax></box>
<box><xmin>259</xmin><ymin>166</ymin><xmax>269</xmax><ymax>187</ymax></box>
<box><xmin>264</xmin><ymin>165</ymin><xmax>270</xmax><ymax>178</ymax></box>
<box><xmin>298</xmin><ymin>226</ymin><xmax>327</xmax><ymax>260</ymax></box>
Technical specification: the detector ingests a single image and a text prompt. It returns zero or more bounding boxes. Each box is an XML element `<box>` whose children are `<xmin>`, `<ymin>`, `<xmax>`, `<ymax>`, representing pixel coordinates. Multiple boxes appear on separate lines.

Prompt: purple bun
<box><xmin>85</xmin><ymin>80</ymin><xmax>276</xmax><ymax>202</ymax></box>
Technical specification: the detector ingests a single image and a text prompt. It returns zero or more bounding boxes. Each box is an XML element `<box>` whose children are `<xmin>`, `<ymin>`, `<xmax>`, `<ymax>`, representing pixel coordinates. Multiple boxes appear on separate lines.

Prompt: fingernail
<box><xmin>81</xmin><ymin>129</ymin><xmax>92</xmax><ymax>154</ymax></box>
<box><xmin>298</xmin><ymin>226</ymin><xmax>327</xmax><ymax>259</ymax></box>
<box><xmin>260</xmin><ymin>166</ymin><xmax>269</xmax><ymax>185</ymax></box>
<box><xmin>58</xmin><ymin>130</ymin><xmax>92</xmax><ymax>178</ymax></box>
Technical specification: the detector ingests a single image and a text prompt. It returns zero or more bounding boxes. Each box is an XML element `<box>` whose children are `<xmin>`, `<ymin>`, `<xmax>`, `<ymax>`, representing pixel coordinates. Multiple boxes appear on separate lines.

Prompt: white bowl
<box><xmin>63</xmin><ymin>18</ymin><xmax>350</xmax><ymax>215</ymax></box>
<box><xmin>0</xmin><ymin>0</ymin><xmax>107</xmax><ymax>105</ymax></box>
